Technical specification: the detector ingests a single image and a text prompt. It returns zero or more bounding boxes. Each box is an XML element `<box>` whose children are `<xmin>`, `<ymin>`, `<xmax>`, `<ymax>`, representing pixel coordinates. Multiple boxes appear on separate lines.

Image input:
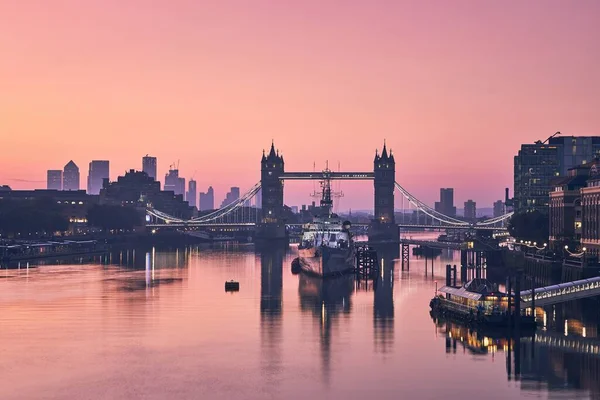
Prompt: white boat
<box><xmin>294</xmin><ymin>169</ymin><xmax>355</xmax><ymax>277</ymax></box>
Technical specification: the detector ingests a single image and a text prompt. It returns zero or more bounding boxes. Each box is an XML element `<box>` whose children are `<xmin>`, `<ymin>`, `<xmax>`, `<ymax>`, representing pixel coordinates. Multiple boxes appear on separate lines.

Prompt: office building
<box><xmin>87</xmin><ymin>160</ymin><xmax>109</xmax><ymax>195</ymax></box>
<box><xmin>47</xmin><ymin>170</ymin><xmax>62</xmax><ymax>190</ymax></box>
<box><xmin>434</xmin><ymin>188</ymin><xmax>456</xmax><ymax>217</ymax></box>
<box><xmin>514</xmin><ymin>134</ymin><xmax>600</xmax><ymax>213</ymax></box>
<box><xmin>142</xmin><ymin>155</ymin><xmax>157</xmax><ymax>181</ymax></box>
<box><xmin>0</xmin><ymin>188</ymin><xmax>99</xmax><ymax>231</ymax></box>
<box><xmin>493</xmin><ymin>200</ymin><xmax>504</xmax><ymax>218</ymax></box>
<box><xmin>255</xmin><ymin>187</ymin><xmax>262</xmax><ymax>208</ymax></box>
<box><xmin>549</xmin><ymin>163</ymin><xmax>594</xmax><ymax>250</ymax></box>
<box><xmin>63</xmin><ymin>161</ymin><xmax>80</xmax><ymax>191</ymax></box>
<box><xmin>199</xmin><ymin>186</ymin><xmax>214</xmax><ymax>211</ymax></box>
<box><xmin>464</xmin><ymin>200</ymin><xmax>476</xmax><ymax>221</ymax></box>
<box><xmin>187</xmin><ymin>179</ymin><xmax>197</xmax><ymax>209</ymax></box>
<box><xmin>221</xmin><ymin>187</ymin><xmax>240</xmax><ymax>208</ymax></box>
<box><xmin>164</xmin><ymin>168</ymin><xmax>185</xmax><ymax>196</ymax></box>
<box><xmin>100</xmin><ymin>170</ymin><xmax>193</xmax><ymax>220</ymax></box>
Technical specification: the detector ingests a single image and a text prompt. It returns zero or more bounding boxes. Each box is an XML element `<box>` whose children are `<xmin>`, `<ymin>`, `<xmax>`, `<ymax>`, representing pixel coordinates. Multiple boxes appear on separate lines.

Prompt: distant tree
<box><xmin>507</xmin><ymin>211</ymin><xmax>549</xmax><ymax>245</ymax></box>
<box><xmin>87</xmin><ymin>205</ymin><xmax>142</xmax><ymax>232</ymax></box>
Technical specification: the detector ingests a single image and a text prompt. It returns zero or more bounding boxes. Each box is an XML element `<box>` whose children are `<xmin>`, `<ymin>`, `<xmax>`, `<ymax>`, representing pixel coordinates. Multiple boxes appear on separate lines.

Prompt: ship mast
<box><xmin>311</xmin><ymin>161</ymin><xmax>343</xmax><ymax>216</ymax></box>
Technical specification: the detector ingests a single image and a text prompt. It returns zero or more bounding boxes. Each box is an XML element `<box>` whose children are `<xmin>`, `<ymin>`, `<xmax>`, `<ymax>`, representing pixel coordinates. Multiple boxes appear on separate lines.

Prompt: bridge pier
<box><xmin>401</xmin><ymin>243</ymin><xmax>410</xmax><ymax>271</ymax></box>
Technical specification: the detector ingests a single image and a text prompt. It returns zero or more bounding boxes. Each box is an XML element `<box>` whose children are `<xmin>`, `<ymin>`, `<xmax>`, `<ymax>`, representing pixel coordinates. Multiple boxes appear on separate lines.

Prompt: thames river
<box><xmin>0</xmin><ymin>240</ymin><xmax>598</xmax><ymax>399</ymax></box>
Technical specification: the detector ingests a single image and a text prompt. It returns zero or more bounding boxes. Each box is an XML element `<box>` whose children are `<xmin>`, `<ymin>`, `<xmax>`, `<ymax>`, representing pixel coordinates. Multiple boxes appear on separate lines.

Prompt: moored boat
<box><xmin>293</xmin><ymin>168</ymin><xmax>355</xmax><ymax>278</ymax></box>
<box><xmin>430</xmin><ymin>278</ymin><xmax>536</xmax><ymax>330</ymax></box>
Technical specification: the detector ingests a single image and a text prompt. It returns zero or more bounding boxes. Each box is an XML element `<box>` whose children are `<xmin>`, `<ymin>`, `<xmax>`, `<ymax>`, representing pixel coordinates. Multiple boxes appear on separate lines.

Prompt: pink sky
<box><xmin>1</xmin><ymin>0</ymin><xmax>599</xmax><ymax>209</ymax></box>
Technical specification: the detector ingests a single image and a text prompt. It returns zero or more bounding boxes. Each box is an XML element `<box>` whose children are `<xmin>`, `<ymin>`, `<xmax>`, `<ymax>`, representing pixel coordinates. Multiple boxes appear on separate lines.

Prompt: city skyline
<box><xmin>2</xmin><ymin>1</ymin><xmax>600</xmax><ymax>208</ymax></box>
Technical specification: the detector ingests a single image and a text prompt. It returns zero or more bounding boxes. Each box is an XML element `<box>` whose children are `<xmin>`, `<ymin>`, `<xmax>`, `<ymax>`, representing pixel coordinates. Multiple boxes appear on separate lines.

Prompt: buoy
<box><xmin>225</xmin><ymin>280</ymin><xmax>239</xmax><ymax>292</ymax></box>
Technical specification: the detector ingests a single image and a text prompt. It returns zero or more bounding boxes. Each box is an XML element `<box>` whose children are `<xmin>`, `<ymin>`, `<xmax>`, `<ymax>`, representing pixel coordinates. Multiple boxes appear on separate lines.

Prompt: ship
<box><xmin>293</xmin><ymin>168</ymin><xmax>355</xmax><ymax>277</ymax></box>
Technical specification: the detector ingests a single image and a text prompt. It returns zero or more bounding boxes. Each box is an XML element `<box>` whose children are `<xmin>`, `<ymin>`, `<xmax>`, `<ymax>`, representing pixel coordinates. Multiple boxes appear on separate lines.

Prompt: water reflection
<box><xmin>3</xmin><ymin>240</ymin><xmax>600</xmax><ymax>399</ymax></box>
<box><xmin>372</xmin><ymin>244</ymin><xmax>397</xmax><ymax>354</ymax></box>
<box><xmin>299</xmin><ymin>273</ymin><xmax>353</xmax><ymax>384</ymax></box>
<box><xmin>259</xmin><ymin>248</ymin><xmax>284</xmax><ymax>390</ymax></box>
<box><xmin>432</xmin><ymin>309</ymin><xmax>600</xmax><ymax>396</ymax></box>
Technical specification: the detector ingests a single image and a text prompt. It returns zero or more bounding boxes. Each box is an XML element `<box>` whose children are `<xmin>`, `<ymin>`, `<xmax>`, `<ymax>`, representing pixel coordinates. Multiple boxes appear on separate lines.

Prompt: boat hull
<box><xmin>430</xmin><ymin>297</ymin><xmax>536</xmax><ymax>330</ymax></box>
<box><xmin>297</xmin><ymin>246</ymin><xmax>355</xmax><ymax>277</ymax></box>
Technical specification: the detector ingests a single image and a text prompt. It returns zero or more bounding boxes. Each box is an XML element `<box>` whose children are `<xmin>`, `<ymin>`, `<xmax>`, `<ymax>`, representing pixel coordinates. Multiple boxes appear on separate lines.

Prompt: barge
<box><xmin>430</xmin><ymin>278</ymin><xmax>536</xmax><ymax>330</ymax></box>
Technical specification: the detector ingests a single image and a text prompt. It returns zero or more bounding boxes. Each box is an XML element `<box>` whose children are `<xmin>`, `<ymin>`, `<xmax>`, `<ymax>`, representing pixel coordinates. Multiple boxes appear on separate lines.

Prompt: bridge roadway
<box><xmin>281</xmin><ymin>172</ymin><xmax>374</xmax><ymax>180</ymax></box>
<box><xmin>399</xmin><ymin>238</ymin><xmax>464</xmax><ymax>250</ymax></box>
<box><xmin>147</xmin><ymin>222</ymin><xmax>505</xmax><ymax>232</ymax></box>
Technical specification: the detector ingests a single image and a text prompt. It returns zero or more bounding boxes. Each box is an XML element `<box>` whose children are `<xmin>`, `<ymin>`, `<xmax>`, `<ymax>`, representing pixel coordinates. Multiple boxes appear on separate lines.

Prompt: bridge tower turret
<box><xmin>257</xmin><ymin>141</ymin><xmax>287</xmax><ymax>241</ymax></box>
<box><xmin>369</xmin><ymin>142</ymin><xmax>398</xmax><ymax>242</ymax></box>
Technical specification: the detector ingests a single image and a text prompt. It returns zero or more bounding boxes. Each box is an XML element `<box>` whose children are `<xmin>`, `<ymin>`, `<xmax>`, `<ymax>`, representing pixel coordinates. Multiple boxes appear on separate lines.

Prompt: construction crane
<box><xmin>535</xmin><ymin>131</ymin><xmax>561</xmax><ymax>145</ymax></box>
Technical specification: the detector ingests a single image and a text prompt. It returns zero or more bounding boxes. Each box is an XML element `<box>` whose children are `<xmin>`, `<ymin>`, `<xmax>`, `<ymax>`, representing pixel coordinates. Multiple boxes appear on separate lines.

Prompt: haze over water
<box><xmin>0</xmin><ymin>240</ymin><xmax>597</xmax><ymax>399</ymax></box>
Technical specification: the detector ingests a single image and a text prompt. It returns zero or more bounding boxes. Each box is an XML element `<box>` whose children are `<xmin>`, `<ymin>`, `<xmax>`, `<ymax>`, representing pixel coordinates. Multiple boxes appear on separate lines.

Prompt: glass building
<box><xmin>514</xmin><ymin>136</ymin><xmax>600</xmax><ymax>213</ymax></box>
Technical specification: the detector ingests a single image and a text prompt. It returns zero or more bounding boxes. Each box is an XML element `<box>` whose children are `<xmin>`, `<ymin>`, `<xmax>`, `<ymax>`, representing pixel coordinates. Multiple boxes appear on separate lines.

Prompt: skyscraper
<box><xmin>493</xmin><ymin>200</ymin><xmax>504</xmax><ymax>217</ymax></box>
<box><xmin>199</xmin><ymin>186</ymin><xmax>214</xmax><ymax>211</ymax></box>
<box><xmin>254</xmin><ymin>187</ymin><xmax>262</xmax><ymax>208</ymax></box>
<box><xmin>434</xmin><ymin>188</ymin><xmax>456</xmax><ymax>217</ymax></box>
<box><xmin>142</xmin><ymin>155</ymin><xmax>157</xmax><ymax>180</ymax></box>
<box><xmin>87</xmin><ymin>160</ymin><xmax>109</xmax><ymax>195</ymax></box>
<box><xmin>514</xmin><ymin>134</ymin><xmax>600</xmax><ymax>213</ymax></box>
<box><xmin>464</xmin><ymin>200</ymin><xmax>476</xmax><ymax>221</ymax></box>
<box><xmin>187</xmin><ymin>179</ymin><xmax>197</xmax><ymax>208</ymax></box>
<box><xmin>63</xmin><ymin>161</ymin><xmax>80</xmax><ymax>191</ymax></box>
<box><xmin>220</xmin><ymin>187</ymin><xmax>240</xmax><ymax>208</ymax></box>
<box><xmin>164</xmin><ymin>168</ymin><xmax>185</xmax><ymax>196</ymax></box>
<box><xmin>47</xmin><ymin>170</ymin><xmax>62</xmax><ymax>190</ymax></box>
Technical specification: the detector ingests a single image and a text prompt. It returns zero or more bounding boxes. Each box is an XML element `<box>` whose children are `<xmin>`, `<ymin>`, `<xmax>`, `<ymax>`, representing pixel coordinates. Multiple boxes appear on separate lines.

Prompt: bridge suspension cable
<box><xmin>394</xmin><ymin>182</ymin><xmax>469</xmax><ymax>226</ymax></box>
<box><xmin>476</xmin><ymin>212</ymin><xmax>514</xmax><ymax>226</ymax></box>
<box><xmin>190</xmin><ymin>182</ymin><xmax>261</xmax><ymax>222</ymax></box>
<box><xmin>147</xmin><ymin>182</ymin><xmax>261</xmax><ymax>224</ymax></box>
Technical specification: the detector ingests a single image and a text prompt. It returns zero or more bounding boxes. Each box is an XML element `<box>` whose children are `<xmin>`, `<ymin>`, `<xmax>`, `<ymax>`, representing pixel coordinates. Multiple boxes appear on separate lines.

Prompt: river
<box><xmin>0</xmin><ymin>239</ymin><xmax>598</xmax><ymax>399</ymax></box>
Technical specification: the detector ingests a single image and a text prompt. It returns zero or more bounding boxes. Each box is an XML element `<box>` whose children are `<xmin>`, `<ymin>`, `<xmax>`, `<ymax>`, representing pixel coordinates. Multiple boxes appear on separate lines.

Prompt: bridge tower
<box><xmin>256</xmin><ymin>142</ymin><xmax>287</xmax><ymax>241</ymax></box>
<box><xmin>369</xmin><ymin>142</ymin><xmax>398</xmax><ymax>242</ymax></box>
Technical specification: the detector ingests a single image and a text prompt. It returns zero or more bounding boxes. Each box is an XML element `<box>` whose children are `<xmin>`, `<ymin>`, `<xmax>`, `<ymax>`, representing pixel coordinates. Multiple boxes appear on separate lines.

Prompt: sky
<box><xmin>1</xmin><ymin>0</ymin><xmax>599</xmax><ymax>210</ymax></box>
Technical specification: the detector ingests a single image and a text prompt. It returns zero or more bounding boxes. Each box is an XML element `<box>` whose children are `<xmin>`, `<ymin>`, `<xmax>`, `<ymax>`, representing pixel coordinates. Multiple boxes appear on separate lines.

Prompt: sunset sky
<box><xmin>1</xmin><ymin>1</ymin><xmax>599</xmax><ymax>210</ymax></box>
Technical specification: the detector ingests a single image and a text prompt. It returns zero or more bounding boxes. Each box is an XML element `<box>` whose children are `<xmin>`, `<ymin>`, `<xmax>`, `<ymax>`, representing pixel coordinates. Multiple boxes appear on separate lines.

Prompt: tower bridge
<box><xmin>146</xmin><ymin>142</ymin><xmax>513</xmax><ymax>241</ymax></box>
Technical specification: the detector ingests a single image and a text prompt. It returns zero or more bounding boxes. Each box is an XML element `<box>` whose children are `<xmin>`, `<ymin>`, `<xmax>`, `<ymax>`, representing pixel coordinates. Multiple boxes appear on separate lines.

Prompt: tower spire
<box><xmin>268</xmin><ymin>140</ymin><xmax>277</xmax><ymax>158</ymax></box>
<box><xmin>381</xmin><ymin>140</ymin><xmax>388</xmax><ymax>158</ymax></box>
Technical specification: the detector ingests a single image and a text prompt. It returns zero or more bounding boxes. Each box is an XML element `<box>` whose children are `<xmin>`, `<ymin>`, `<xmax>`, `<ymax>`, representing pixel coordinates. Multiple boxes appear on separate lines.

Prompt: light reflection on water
<box><xmin>0</xmin><ymin>241</ymin><xmax>598</xmax><ymax>399</ymax></box>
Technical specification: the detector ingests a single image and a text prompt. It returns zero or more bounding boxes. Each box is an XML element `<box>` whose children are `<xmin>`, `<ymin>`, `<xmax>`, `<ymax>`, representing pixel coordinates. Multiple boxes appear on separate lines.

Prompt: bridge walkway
<box><xmin>520</xmin><ymin>276</ymin><xmax>600</xmax><ymax>308</ymax></box>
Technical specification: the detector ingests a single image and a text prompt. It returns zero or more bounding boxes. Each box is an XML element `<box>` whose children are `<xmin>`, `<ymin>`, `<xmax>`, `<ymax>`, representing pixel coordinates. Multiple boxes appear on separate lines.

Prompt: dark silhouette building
<box><xmin>435</xmin><ymin>188</ymin><xmax>456</xmax><ymax>217</ymax></box>
<box><xmin>199</xmin><ymin>186</ymin><xmax>214</xmax><ymax>211</ymax></box>
<box><xmin>100</xmin><ymin>170</ymin><xmax>193</xmax><ymax>220</ymax></box>
<box><xmin>493</xmin><ymin>200</ymin><xmax>504</xmax><ymax>217</ymax></box>
<box><xmin>87</xmin><ymin>160</ymin><xmax>109</xmax><ymax>195</ymax></box>
<box><xmin>0</xmin><ymin>188</ymin><xmax>98</xmax><ymax>231</ymax></box>
<box><xmin>63</xmin><ymin>161</ymin><xmax>80</xmax><ymax>191</ymax></box>
<box><xmin>142</xmin><ymin>155</ymin><xmax>157</xmax><ymax>181</ymax></box>
<box><xmin>164</xmin><ymin>168</ymin><xmax>185</xmax><ymax>197</ymax></box>
<box><xmin>47</xmin><ymin>170</ymin><xmax>62</xmax><ymax>190</ymax></box>
<box><xmin>464</xmin><ymin>200</ymin><xmax>476</xmax><ymax>221</ymax></box>
<box><xmin>187</xmin><ymin>179</ymin><xmax>197</xmax><ymax>209</ymax></box>
<box><xmin>221</xmin><ymin>187</ymin><xmax>240</xmax><ymax>208</ymax></box>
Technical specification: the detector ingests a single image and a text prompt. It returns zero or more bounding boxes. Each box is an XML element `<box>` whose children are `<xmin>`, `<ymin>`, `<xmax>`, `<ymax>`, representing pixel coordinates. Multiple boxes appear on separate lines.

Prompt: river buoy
<box><xmin>225</xmin><ymin>280</ymin><xmax>239</xmax><ymax>292</ymax></box>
